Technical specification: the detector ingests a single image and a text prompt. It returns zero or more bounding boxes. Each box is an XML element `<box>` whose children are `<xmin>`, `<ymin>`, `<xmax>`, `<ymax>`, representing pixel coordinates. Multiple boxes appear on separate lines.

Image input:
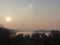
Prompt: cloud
<box><xmin>29</xmin><ymin>3</ymin><xmax>33</xmax><ymax>11</ymax></box>
<box><xmin>23</xmin><ymin>3</ymin><xmax>33</xmax><ymax>16</ymax></box>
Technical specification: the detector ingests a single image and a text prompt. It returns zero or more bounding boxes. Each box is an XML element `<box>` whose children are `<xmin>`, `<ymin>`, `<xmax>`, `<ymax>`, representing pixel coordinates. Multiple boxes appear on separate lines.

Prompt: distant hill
<box><xmin>33</xmin><ymin>29</ymin><xmax>60</xmax><ymax>33</ymax></box>
<box><xmin>34</xmin><ymin>30</ymin><xmax>51</xmax><ymax>32</ymax></box>
<box><xmin>8</xmin><ymin>29</ymin><xmax>60</xmax><ymax>33</ymax></box>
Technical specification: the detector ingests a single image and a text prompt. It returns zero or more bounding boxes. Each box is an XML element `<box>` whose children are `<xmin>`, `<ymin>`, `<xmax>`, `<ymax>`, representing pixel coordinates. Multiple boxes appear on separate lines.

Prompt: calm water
<box><xmin>16</xmin><ymin>32</ymin><xmax>50</xmax><ymax>36</ymax></box>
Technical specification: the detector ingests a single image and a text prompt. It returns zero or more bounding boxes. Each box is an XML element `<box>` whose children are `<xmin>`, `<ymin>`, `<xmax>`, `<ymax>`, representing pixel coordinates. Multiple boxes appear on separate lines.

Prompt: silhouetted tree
<box><xmin>0</xmin><ymin>27</ymin><xmax>11</xmax><ymax>45</ymax></box>
<box><xmin>0</xmin><ymin>28</ymin><xmax>60</xmax><ymax>45</ymax></box>
<box><xmin>24</xmin><ymin>34</ymin><xmax>31</xmax><ymax>45</ymax></box>
<box><xmin>31</xmin><ymin>33</ymin><xmax>43</xmax><ymax>45</ymax></box>
<box><xmin>14</xmin><ymin>34</ymin><xmax>24</xmax><ymax>45</ymax></box>
<box><xmin>45</xmin><ymin>30</ymin><xmax>60</xmax><ymax>45</ymax></box>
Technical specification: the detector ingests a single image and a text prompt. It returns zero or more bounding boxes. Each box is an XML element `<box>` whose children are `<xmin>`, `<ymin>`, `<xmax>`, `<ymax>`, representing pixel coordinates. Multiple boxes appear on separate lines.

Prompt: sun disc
<box><xmin>6</xmin><ymin>17</ymin><xmax>11</xmax><ymax>22</ymax></box>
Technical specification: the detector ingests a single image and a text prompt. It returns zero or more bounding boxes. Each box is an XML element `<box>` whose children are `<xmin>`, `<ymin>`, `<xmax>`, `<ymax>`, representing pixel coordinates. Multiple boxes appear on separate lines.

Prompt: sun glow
<box><xmin>6</xmin><ymin>17</ymin><xmax>11</xmax><ymax>22</ymax></box>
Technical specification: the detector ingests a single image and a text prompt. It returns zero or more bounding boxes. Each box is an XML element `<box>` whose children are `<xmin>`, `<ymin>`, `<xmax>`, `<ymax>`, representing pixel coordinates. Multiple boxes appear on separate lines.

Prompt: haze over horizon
<box><xmin>0</xmin><ymin>0</ymin><xmax>60</xmax><ymax>30</ymax></box>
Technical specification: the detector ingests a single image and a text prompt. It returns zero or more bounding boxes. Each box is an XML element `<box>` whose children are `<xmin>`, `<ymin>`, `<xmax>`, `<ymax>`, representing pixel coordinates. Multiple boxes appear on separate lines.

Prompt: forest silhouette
<box><xmin>0</xmin><ymin>27</ymin><xmax>60</xmax><ymax>45</ymax></box>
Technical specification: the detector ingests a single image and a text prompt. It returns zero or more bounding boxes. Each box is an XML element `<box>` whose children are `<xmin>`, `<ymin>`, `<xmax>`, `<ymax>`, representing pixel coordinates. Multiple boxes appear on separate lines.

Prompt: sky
<box><xmin>0</xmin><ymin>0</ymin><xmax>60</xmax><ymax>30</ymax></box>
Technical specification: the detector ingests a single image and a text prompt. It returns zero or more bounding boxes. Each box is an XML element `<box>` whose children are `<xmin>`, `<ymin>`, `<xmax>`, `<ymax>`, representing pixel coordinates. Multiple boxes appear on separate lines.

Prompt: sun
<box><xmin>6</xmin><ymin>17</ymin><xmax>11</xmax><ymax>22</ymax></box>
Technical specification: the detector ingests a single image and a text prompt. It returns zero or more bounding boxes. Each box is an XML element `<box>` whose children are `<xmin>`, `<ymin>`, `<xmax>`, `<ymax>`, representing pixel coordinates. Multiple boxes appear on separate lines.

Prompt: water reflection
<box><xmin>16</xmin><ymin>32</ymin><xmax>50</xmax><ymax>36</ymax></box>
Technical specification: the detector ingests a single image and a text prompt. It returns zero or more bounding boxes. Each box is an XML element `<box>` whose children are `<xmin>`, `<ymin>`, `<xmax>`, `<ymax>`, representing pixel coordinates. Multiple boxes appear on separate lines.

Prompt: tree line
<box><xmin>0</xmin><ymin>27</ymin><xmax>60</xmax><ymax>45</ymax></box>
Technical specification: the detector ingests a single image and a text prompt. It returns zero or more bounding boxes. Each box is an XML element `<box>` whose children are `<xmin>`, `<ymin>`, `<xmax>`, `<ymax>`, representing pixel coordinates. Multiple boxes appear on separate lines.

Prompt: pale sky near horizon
<box><xmin>0</xmin><ymin>0</ymin><xmax>60</xmax><ymax>30</ymax></box>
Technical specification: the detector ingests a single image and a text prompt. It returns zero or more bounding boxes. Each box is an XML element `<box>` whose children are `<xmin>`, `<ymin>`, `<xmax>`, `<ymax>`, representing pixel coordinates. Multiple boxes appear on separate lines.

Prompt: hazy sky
<box><xmin>0</xmin><ymin>0</ymin><xmax>60</xmax><ymax>30</ymax></box>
